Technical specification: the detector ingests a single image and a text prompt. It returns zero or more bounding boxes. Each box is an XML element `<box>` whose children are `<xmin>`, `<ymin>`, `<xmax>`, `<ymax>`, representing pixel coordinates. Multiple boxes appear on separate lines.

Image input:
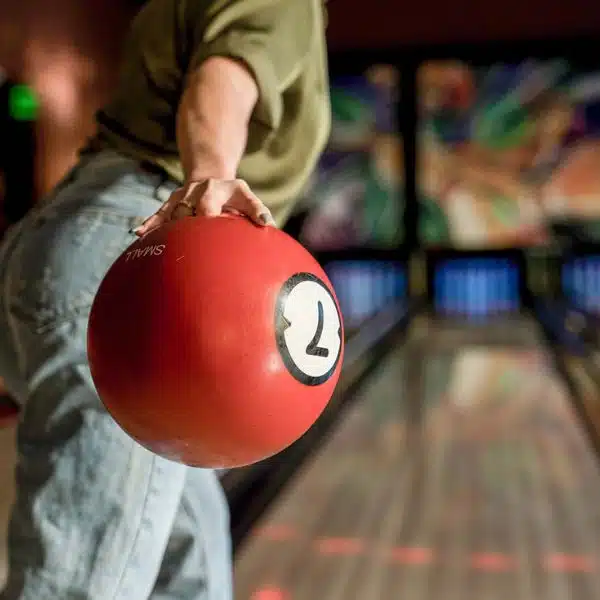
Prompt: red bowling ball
<box><xmin>87</xmin><ymin>214</ymin><xmax>344</xmax><ymax>468</ymax></box>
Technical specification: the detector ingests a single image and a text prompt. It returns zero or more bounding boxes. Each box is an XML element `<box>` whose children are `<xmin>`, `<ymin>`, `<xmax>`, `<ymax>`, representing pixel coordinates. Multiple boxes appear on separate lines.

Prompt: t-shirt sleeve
<box><xmin>187</xmin><ymin>0</ymin><xmax>320</xmax><ymax>151</ymax></box>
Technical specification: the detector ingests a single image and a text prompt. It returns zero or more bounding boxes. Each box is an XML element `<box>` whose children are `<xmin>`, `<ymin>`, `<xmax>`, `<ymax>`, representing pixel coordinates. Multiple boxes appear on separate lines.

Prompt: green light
<box><xmin>9</xmin><ymin>85</ymin><xmax>39</xmax><ymax>121</ymax></box>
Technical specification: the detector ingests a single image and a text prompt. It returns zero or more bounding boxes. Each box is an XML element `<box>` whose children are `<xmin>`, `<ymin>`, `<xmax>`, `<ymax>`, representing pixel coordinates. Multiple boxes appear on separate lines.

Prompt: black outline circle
<box><xmin>275</xmin><ymin>272</ymin><xmax>342</xmax><ymax>386</ymax></box>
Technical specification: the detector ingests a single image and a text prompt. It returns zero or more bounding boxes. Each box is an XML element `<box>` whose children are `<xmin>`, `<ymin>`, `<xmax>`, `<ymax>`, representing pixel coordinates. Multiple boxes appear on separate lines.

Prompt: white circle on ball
<box><xmin>276</xmin><ymin>274</ymin><xmax>342</xmax><ymax>385</ymax></box>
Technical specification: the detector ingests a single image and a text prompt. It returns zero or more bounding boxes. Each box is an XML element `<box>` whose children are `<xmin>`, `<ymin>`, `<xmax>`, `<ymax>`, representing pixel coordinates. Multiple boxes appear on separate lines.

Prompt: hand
<box><xmin>134</xmin><ymin>178</ymin><xmax>276</xmax><ymax>237</ymax></box>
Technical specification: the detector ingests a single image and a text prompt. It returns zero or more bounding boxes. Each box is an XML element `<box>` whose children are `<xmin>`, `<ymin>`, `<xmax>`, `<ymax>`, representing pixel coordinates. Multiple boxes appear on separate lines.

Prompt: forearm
<box><xmin>177</xmin><ymin>56</ymin><xmax>258</xmax><ymax>181</ymax></box>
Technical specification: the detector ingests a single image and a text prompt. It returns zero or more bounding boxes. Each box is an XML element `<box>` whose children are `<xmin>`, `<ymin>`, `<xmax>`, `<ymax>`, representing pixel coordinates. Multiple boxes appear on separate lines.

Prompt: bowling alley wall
<box><xmin>296</xmin><ymin>36</ymin><xmax>600</xmax><ymax>325</ymax></box>
<box><xmin>1</xmin><ymin>0</ymin><xmax>600</xmax><ymax>327</ymax></box>
<box><xmin>0</xmin><ymin>0</ymin><xmax>136</xmax><ymax>205</ymax></box>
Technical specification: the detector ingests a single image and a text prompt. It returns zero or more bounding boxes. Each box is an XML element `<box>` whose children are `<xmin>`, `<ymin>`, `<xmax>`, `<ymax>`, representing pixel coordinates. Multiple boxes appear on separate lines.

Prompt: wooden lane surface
<box><xmin>234</xmin><ymin>316</ymin><xmax>600</xmax><ymax>600</ymax></box>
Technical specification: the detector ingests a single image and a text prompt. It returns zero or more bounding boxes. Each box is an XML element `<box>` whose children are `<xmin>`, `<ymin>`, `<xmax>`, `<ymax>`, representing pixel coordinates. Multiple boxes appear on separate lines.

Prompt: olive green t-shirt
<box><xmin>92</xmin><ymin>0</ymin><xmax>330</xmax><ymax>225</ymax></box>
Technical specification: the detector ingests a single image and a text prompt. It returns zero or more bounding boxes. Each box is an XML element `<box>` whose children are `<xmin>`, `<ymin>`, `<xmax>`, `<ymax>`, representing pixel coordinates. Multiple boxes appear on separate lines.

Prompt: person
<box><xmin>0</xmin><ymin>0</ymin><xmax>330</xmax><ymax>597</ymax></box>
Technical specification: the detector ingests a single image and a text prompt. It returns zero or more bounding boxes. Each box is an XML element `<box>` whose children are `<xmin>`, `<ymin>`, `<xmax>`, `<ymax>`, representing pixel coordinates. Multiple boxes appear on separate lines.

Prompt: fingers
<box><xmin>134</xmin><ymin>179</ymin><xmax>275</xmax><ymax>237</ymax></box>
<box><xmin>134</xmin><ymin>189</ymin><xmax>184</xmax><ymax>237</ymax></box>
<box><xmin>170</xmin><ymin>198</ymin><xmax>196</xmax><ymax>221</ymax></box>
<box><xmin>224</xmin><ymin>180</ymin><xmax>276</xmax><ymax>226</ymax></box>
<box><xmin>194</xmin><ymin>180</ymin><xmax>235</xmax><ymax>219</ymax></box>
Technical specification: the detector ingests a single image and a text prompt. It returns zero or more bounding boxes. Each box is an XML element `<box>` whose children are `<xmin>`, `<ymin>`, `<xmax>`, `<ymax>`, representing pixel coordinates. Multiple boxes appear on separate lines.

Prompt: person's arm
<box><xmin>176</xmin><ymin>56</ymin><xmax>258</xmax><ymax>182</ymax></box>
<box><xmin>135</xmin><ymin>0</ymin><xmax>321</xmax><ymax>236</ymax></box>
<box><xmin>135</xmin><ymin>55</ymin><xmax>265</xmax><ymax>234</ymax></box>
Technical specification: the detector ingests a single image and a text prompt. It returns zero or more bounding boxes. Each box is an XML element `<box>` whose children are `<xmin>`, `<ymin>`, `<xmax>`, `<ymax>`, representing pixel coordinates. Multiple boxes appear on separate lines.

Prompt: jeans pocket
<box><xmin>7</xmin><ymin>205</ymin><xmax>138</xmax><ymax>334</ymax></box>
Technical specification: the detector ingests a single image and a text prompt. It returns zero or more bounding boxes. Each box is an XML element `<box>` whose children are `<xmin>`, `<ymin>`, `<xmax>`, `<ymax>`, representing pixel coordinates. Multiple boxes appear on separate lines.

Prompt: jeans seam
<box><xmin>108</xmin><ymin>454</ymin><xmax>157</xmax><ymax>600</ymax></box>
<box><xmin>3</xmin><ymin>239</ymin><xmax>28</xmax><ymax>381</ymax></box>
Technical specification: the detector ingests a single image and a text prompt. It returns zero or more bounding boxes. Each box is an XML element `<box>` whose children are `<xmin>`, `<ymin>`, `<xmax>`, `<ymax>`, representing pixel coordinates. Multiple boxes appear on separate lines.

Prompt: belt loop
<box><xmin>140</xmin><ymin>162</ymin><xmax>177</xmax><ymax>204</ymax></box>
<box><xmin>154</xmin><ymin>176</ymin><xmax>177</xmax><ymax>204</ymax></box>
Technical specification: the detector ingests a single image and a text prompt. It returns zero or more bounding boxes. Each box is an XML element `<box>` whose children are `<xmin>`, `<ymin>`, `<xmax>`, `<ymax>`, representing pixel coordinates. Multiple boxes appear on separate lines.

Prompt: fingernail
<box><xmin>259</xmin><ymin>213</ymin><xmax>276</xmax><ymax>226</ymax></box>
<box><xmin>133</xmin><ymin>227</ymin><xmax>144</xmax><ymax>236</ymax></box>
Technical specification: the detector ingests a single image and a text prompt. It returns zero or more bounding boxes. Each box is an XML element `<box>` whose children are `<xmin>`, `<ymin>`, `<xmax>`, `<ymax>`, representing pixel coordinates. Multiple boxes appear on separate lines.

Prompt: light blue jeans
<box><xmin>0</xmin><ymin>150</ymin><xmax>232</xmax><ymax>599</ymax></box>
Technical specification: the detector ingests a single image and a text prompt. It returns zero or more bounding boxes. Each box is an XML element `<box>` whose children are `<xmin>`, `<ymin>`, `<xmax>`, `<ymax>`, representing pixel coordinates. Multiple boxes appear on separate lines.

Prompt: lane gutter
<box><xmin>533</xmin><ymin>303</ymin><xmax>600</xmax><ymax>462</ymax></box>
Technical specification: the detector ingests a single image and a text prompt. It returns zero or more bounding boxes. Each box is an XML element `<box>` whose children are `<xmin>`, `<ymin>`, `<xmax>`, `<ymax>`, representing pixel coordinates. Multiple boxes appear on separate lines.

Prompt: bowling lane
<box><xmin>233</xmin><ymin>314</ymin><xmax>600</xmax><ymax>600</ymax></box>
<box><xmin>562</xmin><ymin>348</ymin><xmax>600</xmax><ymax>438</ymax></box>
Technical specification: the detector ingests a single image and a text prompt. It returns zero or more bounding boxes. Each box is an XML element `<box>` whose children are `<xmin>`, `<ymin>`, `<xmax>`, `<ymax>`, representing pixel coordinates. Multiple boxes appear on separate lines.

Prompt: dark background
<box><xmin>0</xmin><ymin>0</ymin><xmax>598</xmax><ymax>200</ymax></box>
<box><xmin>326</xmin><ymin>0</ymin><xmax>598</xmax><ymax>49</ymax></box>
